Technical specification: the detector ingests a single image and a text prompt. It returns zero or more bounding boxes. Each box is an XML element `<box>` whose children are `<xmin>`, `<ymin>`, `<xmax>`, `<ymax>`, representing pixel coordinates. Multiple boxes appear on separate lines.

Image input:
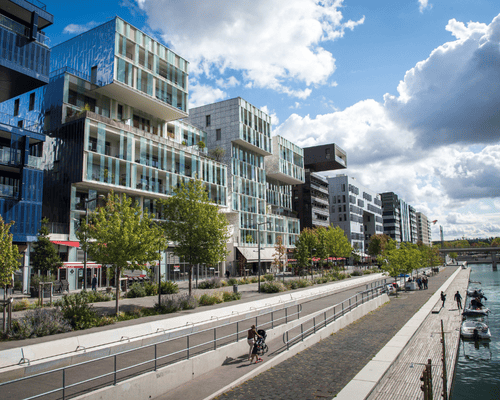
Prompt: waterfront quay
<box><xmin>209</xmin><ymin>266</ymin><xmax>466</xmax><ymax>400</ymax></box>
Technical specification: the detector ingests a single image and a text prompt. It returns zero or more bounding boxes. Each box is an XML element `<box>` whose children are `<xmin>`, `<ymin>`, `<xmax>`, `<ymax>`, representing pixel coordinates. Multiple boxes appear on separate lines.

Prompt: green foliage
<box><xmin>144</xmin><ymin>281</ymin><xmax>158</xmax><ymax>296</ymax></box>
<box><xmin>222</xmin><ymin>291</ymin><xmax>242</xmax><ymax>301</ymax></box>
<box><xmin>197</xmin><ymin>141</ymin><xmax>206</xmax><ymax>149</ymax></box>
<box><xmin>77</xmin><ymin>192</ymin><xmax>167</xmax><ymax>315</ymax></box>
<box><xmin>272</xmin><ymin>235</ymin><xmax>288</xmax><ymax>277</ymax></box>
<box><xmin>178</xmin><ymin>294</ymin><xmax>198</xmax><ymax>309</ymax></box>
<box><xmin>159</xmin><ymin>179</ymin><xmax>230</xmax><ymax>296</ymax></box>
<box><xmin>126</xmin><ymin>282</ymin><xmax>147</xmax><ymax>298</ymax></box>
<box><xmin>260</xmin><ymin>281</ymin><xmax>287</xmax><ymax>293</ymax></box>
<box><xmin>351</xmin><ymin>270</ymin><xmax>363</xmax><ymax>276</ymax></box>
<box><xmin>198</xmin><ymin>277</ymin><xmax>223</xmax><ymax>289</ymax></box>
<box><xmin>491</xmin><ymin>237</ymin><xmax>500</xmax><ymax>247</ymax></box>
<box><xmin>325</xmin><ymin>225</ymin><xmax>353</xmax><ymax>262</ymax></box>
<box><xmin>297</xmin><ymin>278</ymin><xmax>312</xmax><ymax>288</ymax></box>
<box><xmin>227</xmin><ymin>277</ymin><xmax>238</xmax><ymax>285</ymax></box>
<box><xmin>294</xmin><ymin>227</ymin><xmax>317</xmax><ymax>274</ymax></box>
<box><xmin>160</xmin><ymin>280</ymin><xmax>179</xmax><ymax>294</ymax></box>
<box><xmin>31</xmin><ymin>218</ymin><xmax>62</xmax><ymax>275</ymax></box>
<box><xmin>0</xmin><ymin>216</ymin><xmax>21</xmax><ymax>287</ymax></box>
<box><xmin>263</xmin><ymin>274</ymin><xmax>274</xmax><ymax>281</ymax></box>
<box><xmin>59</xmin><ymin>291</ymin><xmax>98</xmax><ymax>330</ymax></box>
<box><xmin>9</xmin><ymin>308</ymin><xmax>72</xmax><ymax>339</ymax></box>
<box><xmin>209</xmin><ymin>146</ymin><xmax>225</xmax><ymax>162</ymax></box>
<box><xmin>12</xmin><ymin>298</ymin><xmax>31</xmax><ymax>311</ymax></box>
<box><xmin>198</xmin><ymin>292</ymin><xmax>224</xmax><ymax>306</ymax></box>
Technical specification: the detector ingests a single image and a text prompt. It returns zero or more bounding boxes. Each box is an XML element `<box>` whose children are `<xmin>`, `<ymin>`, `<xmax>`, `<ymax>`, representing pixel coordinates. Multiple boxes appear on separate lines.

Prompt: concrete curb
<box><xmin>334</xmin><ymin>266</ymin><xmax>462</xmax><ymax>400</ymax></box>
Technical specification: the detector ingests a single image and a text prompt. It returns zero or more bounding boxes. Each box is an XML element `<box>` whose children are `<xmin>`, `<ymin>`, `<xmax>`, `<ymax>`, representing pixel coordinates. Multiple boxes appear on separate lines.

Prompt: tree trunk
<box><xmin>188</xmin><ymin>265</ymin><xmax>192</xmax><ymax>297</ymax></box>
<box><xmin>115</xmin><ymin>266</ymin><xmax>120</xmax><ymax>315</ymax></box>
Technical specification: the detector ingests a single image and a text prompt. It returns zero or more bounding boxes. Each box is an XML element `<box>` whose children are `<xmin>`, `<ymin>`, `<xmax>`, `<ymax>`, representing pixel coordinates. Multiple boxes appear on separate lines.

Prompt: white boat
<box><xmin>461</xmin><ymin>320</ymin><xmax>491</xmax><ymax>339</ymax></box>
<box><xmin>467</xmin><ymin>288</ymin><xmax>484</xmax><ymax>297</ymax></box>
<box><xmin>463</xmin><ymin>307</ymin><xmax>490</xmax><ymax>316</ymax></box>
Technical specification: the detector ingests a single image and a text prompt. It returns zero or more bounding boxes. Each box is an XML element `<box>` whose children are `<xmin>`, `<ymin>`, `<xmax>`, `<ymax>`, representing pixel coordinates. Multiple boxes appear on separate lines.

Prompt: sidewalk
<box><xmin>152</xmin><ymin>266</ymin><xmax>458</xmax><ymax>400</ymax></box>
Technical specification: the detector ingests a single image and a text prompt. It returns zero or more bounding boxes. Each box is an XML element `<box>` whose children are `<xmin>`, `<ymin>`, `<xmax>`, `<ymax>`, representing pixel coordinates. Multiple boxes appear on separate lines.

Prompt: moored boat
<box><xmin>463</xmin><ymin>307</ymin><xmax>490</xmax><ymax>317</ymax></box>
<box><xmin>461</xmin><ymin>320</ymin><xmax>491</xmax><ymax>339</ymax></box>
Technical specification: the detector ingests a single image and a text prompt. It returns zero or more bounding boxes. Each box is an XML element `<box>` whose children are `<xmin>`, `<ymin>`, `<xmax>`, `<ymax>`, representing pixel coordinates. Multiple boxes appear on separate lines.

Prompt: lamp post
<box><xmin>158</xmin><ymin>239</ymin><xmax>162</xmax><ymax>307</ymax></box>
<box><xmin>257</xmin><ymin>221</ymin><xmax>270</xmax><ymax>293</ymax></box>
<box><xmin>83</xmin><ymin>195</ymin><xmax>105</xmax><ymax>290</ymax></box>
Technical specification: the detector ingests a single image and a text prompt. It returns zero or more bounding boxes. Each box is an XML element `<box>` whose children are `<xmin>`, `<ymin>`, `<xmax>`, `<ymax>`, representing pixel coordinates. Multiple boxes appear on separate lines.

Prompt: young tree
<box><xmin>314</xmin><ymin>227</ymin><xmax>329</xmax><ymax>276</ymax></box>
<box><xmin>294</xmin><ymin>228</ymin><xmax>317</xmax><ymax>279</ymax></box>
<box><xmin>326</xmin><ymin>226</ymin><xmax>353</xmax><ymax>270</ymax></box>
<box><xmin>272</xmin><ymin>235</ymin><xmax>288</xmax><ymax>282</ymax></box>
<box><xmin>0</xmin><ymin>217</ymin><xmax>21</xmax><ymax>288</ymax></box>
<box><xmin>491</xmin><ymin>237</ymin><xmax>500</xmax><ymax>247</ymax></box>
<box><xmin>31</xmin><ymin>218</ymin><xmax>62</xmax><ymax>276</ymax></box>
<box><xmin>368</xmin><ymin>234</ymin><xmax>392</xmax><ymax>258</ymax></box>
<box><xmin>77</xmin><ymin>193</ymin><xmax>165</xmax><ymax>314</ymax></box>
<box><xmin>159</xmin><ymin>179</ymin><xmax>230</xmax><ymax>296</ymax></box>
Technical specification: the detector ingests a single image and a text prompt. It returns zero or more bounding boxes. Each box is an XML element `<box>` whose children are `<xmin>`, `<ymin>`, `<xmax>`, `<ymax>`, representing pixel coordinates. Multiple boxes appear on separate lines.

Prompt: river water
<box><xmin>450</xmin><ymin>263</ymin><xmax>500</xmax><ymax>399</ymax></box>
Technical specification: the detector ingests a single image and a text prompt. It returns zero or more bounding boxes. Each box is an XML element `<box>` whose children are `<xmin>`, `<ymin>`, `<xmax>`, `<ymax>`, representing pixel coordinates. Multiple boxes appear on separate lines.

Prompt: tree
<box><xmin>0</xmin><ymin>217</ymin><xmax>21</xmax><ymax>288</ymax></box>
<box><xmin>368</xmin><ymin>234</ymin><xmax>392</xmax><ymax>258</ymax></box>
<box><xmin>294</xmin><ymin>228</ymin><xmax>317</xmax><ymax>278</ymax></box>
<box><xmin>326</xmin><ymin>226</ymin><xmax>353</xmax><ymax>270</ymax></box>
<box><xmin>77</xmin><ymin>193</ymin><xmax>165</xmax><ymax>314</ymax></box>
<box><xmin>159</xmin><ymin>179</ymin><xmax>230</xmax><ymax>296</ymax></box>
<box><xmin>209</xmin><ymin>147</ymin><xmax>226</xmax><ymax>162</ymax></box>
<box><xmin>491</xmin><ymin>237</ymin><xmax>500</xmax><ymax>247</ymax></box>
<box><xmin>272</xmin><ymin>235</ymin><xmax>288</xmax><ymax>282</ymax></box>
<box><xmin>31</xmin><ymin>218</ymin><xmax>62</xmax><ymax>276</ymax></box>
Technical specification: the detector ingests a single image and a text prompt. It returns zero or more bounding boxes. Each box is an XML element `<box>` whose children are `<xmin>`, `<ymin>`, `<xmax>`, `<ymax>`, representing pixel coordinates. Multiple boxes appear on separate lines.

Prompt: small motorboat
<box><xmin>463</xmin><ymin>307</ymin><xmax>490</xmax><ymax>317</ymax></box>
<box><xmin>467</xmin><ymin>288</ymin><xmax>484</xmax><ymax>297</ymax></box>
<box><xmin>461</xmin><ymin>320</ymin><xmax>491</xmax><ymax>339</ymax></box>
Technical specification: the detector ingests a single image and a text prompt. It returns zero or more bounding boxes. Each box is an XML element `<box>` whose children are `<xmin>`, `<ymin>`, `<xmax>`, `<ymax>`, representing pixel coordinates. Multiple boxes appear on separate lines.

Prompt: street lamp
<box><xmin>257</xmin><ymin>221</ymin><xmax>271</xmax><ymax>293</ymax></box>
<box><xmin>83</xmin><ymin>195</ymin><xmax>105</xmax><ymax>290</ymax></box>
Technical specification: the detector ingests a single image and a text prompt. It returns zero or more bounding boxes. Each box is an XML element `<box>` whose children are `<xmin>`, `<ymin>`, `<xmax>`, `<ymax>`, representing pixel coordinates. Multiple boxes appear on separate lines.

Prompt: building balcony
<box><xmin>0</xmin><ymin>183</ymin><xmax>19</xmax><ymax>198</ymax></box>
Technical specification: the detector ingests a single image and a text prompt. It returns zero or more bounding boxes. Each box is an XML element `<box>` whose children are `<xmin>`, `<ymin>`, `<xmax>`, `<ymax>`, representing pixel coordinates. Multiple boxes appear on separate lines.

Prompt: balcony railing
<box><xmin>0</xmin><ymin>14</ymin><xmax>49</xmax><ymax>46</ymax></box>
<box><xmin>0</xmin><ymin>147</ymin><xmax>21</xmax><ymax>165</ymax></box>
<box><xmin>27</xmin><ymin>155</ymin><xmax>42</xmax><ymax>169</ymax></box>
<box><xmin>0</xmin><ymin>184</ymin><xmax>19</xmax><ymax>198</ymax></box>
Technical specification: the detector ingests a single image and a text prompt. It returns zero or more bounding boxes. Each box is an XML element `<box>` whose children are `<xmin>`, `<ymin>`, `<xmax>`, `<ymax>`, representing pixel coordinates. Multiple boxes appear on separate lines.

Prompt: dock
<box><xmin>365</xmin><ymin>266</ymin><xmax>471</xmax><ymax>399</ymax></box>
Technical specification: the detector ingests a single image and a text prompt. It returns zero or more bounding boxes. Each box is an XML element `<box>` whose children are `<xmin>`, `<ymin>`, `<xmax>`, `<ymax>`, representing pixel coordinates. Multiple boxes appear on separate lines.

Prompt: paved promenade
<box><xmin>197</xmin><ymin>267</ymin><xmax>459</xmax><ymax>400</ymax></box>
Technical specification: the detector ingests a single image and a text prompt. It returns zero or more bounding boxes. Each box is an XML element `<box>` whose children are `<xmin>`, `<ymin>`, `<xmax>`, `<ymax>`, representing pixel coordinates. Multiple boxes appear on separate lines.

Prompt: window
<box><xmin>216</xmin><ymin>128</ymin><xmax>221</xmax><ymax>141</ymax></box>
<box><xmin>29</xmin><ymin>93</ymin><xmax>35</xmax><ymax>111</ymax></box>
<box><xmin>91</xmin><ymin>66</ymin><xmax>98</xmax><ymax>84</ymax></box>
<box><xmin>14</xmin><ymin>99</ymin><xmax>19</xmax><ymax>116</ymax></box>
<box><xmin>206</xmin><ymin>115</ymin><xmax>211</xmax><ymax>127</ymax></box>
<box><xmin>118</xmin><ymin>104</ymin><xmax>123</xmax><ymax>120</ymax></box>
<box><xmin>325</xmin><ymin>148</ymin><xmax>331</xmax><ymax>159</ymax></box>
<box><xmin>17</xmin><ymin>120</ymin><xmax>23</xmax><ymax>128</ymax></box>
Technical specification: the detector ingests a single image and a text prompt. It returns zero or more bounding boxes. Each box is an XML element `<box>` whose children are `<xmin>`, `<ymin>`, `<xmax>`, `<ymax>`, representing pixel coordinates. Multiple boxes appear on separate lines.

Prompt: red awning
<box><xmin>51</xmin><ymin>241</ymin><xmax>81</xmax><ymax>248</ymax></box>
<box><xmin>61</xmin><ymin>262</ymin><xmax>102</xmax><ymax>268</ymax></box>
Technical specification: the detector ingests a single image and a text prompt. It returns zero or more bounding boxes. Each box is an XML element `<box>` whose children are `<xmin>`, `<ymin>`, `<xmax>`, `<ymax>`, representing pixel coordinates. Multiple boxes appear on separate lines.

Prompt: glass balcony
<box><xmin>0</xmin><ymin>184</ymin><xmax>18</xmax><ymax>198</ymax></box>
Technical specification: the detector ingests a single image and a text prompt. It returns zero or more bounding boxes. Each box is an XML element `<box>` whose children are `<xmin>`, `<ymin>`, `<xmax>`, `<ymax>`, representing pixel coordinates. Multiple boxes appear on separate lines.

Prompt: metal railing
<box><xmin>0</xmin><ymin>302</ymin><xmax>302</xmax><ymax>400</ymax></box>
<box><xmin>283</xmin><ymin>285</ymin><xmax>386</xmax><ymax>350</ymax></box>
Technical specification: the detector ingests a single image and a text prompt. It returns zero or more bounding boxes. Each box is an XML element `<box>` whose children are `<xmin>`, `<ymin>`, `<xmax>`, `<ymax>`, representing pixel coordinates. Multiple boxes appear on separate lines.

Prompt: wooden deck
<box><xmin>368</xmin><ymin>267</ymin><xmax>471</xmax><ymax>400</ymax></box>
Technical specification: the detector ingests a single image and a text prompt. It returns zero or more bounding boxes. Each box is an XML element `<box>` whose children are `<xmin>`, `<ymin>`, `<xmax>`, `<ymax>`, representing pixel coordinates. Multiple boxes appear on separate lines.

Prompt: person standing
<box><xmin>422</xmin><ymin>276</ymin><xmax>428</xmax><ymax>290</ymax></box>
<box><xmin>247</xmin><ymin>325</ymin><xmax>260</xmax><ymax>361</ymax></box>
<box><xmin>454</xmin><ymin>291</ymin><xmax>462</xmax><ymax>310</ymax></box>
<box><xmin>441</xmin><ymin>291</ymin><xmax>446</xmax><ymax>308</ymax></box>
<box><xmin>91</xmin><ymin>274</ymin><xmax>97</xmax><ymax>291</ymax></box>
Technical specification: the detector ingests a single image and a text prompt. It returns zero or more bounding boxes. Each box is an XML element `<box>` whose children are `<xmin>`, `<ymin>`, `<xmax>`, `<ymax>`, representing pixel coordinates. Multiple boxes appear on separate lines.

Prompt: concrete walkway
<box><xmin>188</xmin><ymin>267</ymin><xmax>459</xmax><ymax>400</ymax></box>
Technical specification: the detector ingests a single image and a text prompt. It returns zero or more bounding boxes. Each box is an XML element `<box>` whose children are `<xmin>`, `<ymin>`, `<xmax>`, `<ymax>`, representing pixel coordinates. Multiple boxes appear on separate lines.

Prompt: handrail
<box><xmin>0</xmin><ymin>302</ymin><xmax>303</xmax><ymax>400</ymax></box>
<box><xmin>282</xmin><ymin>285</ymin><xmax>386</xmax><ymax>350</ymax></box>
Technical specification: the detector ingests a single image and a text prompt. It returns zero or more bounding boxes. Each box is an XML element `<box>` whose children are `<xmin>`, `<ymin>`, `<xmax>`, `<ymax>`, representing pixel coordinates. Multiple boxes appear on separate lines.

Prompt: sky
<box><xmin>42</xmin><ymin>0</ymin><xmax>500</xmax><ymax>241</ymax></box>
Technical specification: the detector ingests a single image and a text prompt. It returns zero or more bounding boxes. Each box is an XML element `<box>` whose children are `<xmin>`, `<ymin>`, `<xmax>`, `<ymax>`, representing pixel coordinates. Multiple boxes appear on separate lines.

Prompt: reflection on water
<box><xmin>451</xmin><ymin>264</ymin><xmax>500</xmax><ymax>399</ymax></box>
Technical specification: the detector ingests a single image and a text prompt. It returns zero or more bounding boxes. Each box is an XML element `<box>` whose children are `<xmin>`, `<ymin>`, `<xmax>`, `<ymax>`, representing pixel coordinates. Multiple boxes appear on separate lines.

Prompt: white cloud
<box><xmin>215</xmin><ymin>76</ymin><xmax>240</xmax><ymax>89</ymax></box>
<box><xmin>384</xmin><ymin>14</ymin><xmax>500</xmax><ymax>149</ymax></box>
<box><xmin>262</xmin><ymin>105</ymin><xmax>279</xmax><ymax>126</ymax></box>
<box><xmin>418</xmin><ymin>0</ymin><xmax>432</xmax><ymax>13</ymax></box>
<box><xmin>188</xmin><ymin>83</ymin><xmax>227</xmax><ymax>109</ymax></box>
<box><xmin>63</xmin><ymin>22</ymin><xmax>99</xmax><ymax>35</ymax></box>
<box><xmin>135</xmin><ymin>0</ymin><xmax>364</xmax><ymax>97</ymax></box>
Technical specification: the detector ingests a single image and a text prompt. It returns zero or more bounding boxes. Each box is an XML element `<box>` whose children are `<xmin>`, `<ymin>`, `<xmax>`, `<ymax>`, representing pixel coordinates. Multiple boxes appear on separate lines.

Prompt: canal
<box><xmin>451</xmin><ymin>263</ymin><xmax>500</xmax><ymax>399</ymax></box>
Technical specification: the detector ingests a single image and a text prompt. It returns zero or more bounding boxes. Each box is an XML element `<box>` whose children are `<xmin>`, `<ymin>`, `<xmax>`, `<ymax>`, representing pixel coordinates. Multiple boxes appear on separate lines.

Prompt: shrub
<box><xmin>97</xmin><ymin>315</ymin><xmax>115</xmax><ymax>327</ymax></box>
<box><xmin>198</xmin><ymin>292</ymin><xmax>224</xmax><ymax>306</ymax></box>
<box><xmin>351</xmin><ymin>270</ymin><xmax>363</xmax><ymax>276</ymax></box>
<box><xmin>178</xmin><ymin>294</ymin><xmax>198</xmax><ymax>310</ymax></box>
<box><xmin>260</xmin><ymin>281</ymin><xmax>286</xmax><ymax>293</ymax></box>
<box><xmin>160</xmin><ymin>281</ymin><xmax>179</xmax><ymax>294</ymax></box>
<box><xmin>13</xmin><ymin>281</ymin><xmax>22</xmax><ymax>291</ymax></box>
<box><xmin>155</xmin><ymin>296</ymin><xmax>180</xmax><ymax>314</ymax></box>
<box><xmin>263</xmin><ymin>274</ymin><xmax>274</xmax><ymax>282</ymax></box>
<box><xmin>59</xmin><ymin>291</ymin><xmax>98</xmax><ymax>330</ymax></box>
<box><xmin>126</xmin><ymin>282</ymin><xmax>147</xmax><ymax>298</ymax></box>
<box><xmin>12</xmin><ymin>298</ymin><xmax>31</xmax><ymax>312</ymax></box>
<box><xmin>364</xmin><ymin>269</ymin><xmax>374</xmax><ymax>275</ymax></box>
<box><xmin>144</xmin><ymin>281</ymin><xmax>158</xmax><ymax>296</ymax></box>
<box><xmin>10</xmin><ymin>308</ymin><xmax>72</xmax><ymax>339</ymax></box>
<box><xmin>237</xmin><ymin>277</ymin><xmax>251</xmax><ymax>285</ymax></box>
<box><xmin>222</xmin><ymin>291</ymin><xmax>242</xmax><ymax>302</ymax></box>
<box><xmin>249</xmin><ymin>276</ymin><xmax>259</xmax><ymax>283</ymax></box>
<box><xmin>86</xmin><ymin>290</ymin><xmax>114</xmax><ymax>303</ymax></box>
<box><xmin>314</xmin><ymin>277</ymin><xmax>329</xmax><ymax>284</ymax></box>
<box><xmin>297</xmin><ymin>279</ymin><xmax>311</xmax><ymax>288</ymax></box>
<box><xmin>286</xmin><ymin>280</ymin><xmax>298</xmax><ymax>290</ymax></box>
<box><xmin>227</xmin><ymin>278</ymin><xmax>238</xmax><ymax>285</ymax></box>
<box><xmin>198</xmin><ymin>277</ymin><xmax>222</xmax><ymax>289</ymax></box>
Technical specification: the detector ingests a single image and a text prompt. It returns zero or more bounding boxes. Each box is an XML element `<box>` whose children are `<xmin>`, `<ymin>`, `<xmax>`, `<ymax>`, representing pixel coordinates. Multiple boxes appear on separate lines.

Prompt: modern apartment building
<box><xmin>380</xmin><ymin>192</ymin><xmax>420</xmax><ymax>245</ymax></box>
<box><xmin>416</xmin><ymin>212</ymin><xmax>432</xmax><ymax>246</ymax></box>
<box><xmin>3</xmin><ymin>17</ymin><xmax>228</xmax><ymax>290</ymax></box>
<box><xmin>188</xmin><ymin>98</ymin><xmax>304</xmax><ymax>273</ymax></box>
<box><xmin>328</xmin><ymin>175</ymin><xmax>383</xmax><ymax>254</ymax></box>
<box><xmin>292</xmin><ymin>144</ymin><xmax>347</xmax><ymax>230</ymax></box>
<box><xmin>0</xmin><ymin>0</ymin><xmax>53</xmax><ymax>292</ymax></box>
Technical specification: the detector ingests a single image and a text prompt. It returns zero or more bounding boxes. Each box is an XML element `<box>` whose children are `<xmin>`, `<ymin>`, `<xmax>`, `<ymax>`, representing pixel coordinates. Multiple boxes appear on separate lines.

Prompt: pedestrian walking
<box><xmin>423</xmin><ymin>276</ymin><xmax>428</xmax><ymax>290</ymax></box>
<box><xmin>91</xmin><ymin>274</ymin><xmax>97</xmax><ymax>291</ymax></box>
<box><xmin>454</xmin><ymin>291</ymin><xmax>462</xmax><ymax>310</ymax></box>
<box><xmin>225</xmin><ymin>270</ymin><xmax>230</xmax><ymax>279</ymax></box>
<box><xmin>416</xmin><ymin>277</ymin><xmax>422</xmax><ymax>290</ymax></box>
<box><xmin>441</xmin><ymin>291</ymin><xmax>446</xmax><ymax>308</ymax></box>
<box><xmin>247</xmin><ymin>325</ymin><xmax>260</xmax><ymax>361</ymax></box>
<box><xmin>250</xmin><ymin>342</ymin><xmax>263</xmax><ymax>364</ymax></box>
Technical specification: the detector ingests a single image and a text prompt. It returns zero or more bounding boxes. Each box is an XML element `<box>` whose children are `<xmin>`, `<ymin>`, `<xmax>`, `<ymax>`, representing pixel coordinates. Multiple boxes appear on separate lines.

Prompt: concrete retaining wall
<box><xmin>73</xmin><ymin>294</ymin><xmax>389</xmax><ymax>400</ymax></box>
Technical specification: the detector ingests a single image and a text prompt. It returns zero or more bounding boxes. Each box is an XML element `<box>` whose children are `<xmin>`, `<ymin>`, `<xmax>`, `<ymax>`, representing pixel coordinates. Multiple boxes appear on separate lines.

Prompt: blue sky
<box><xmin>42</xmin><ymin>0</ymin><xmax>500</xmax><ymax>241</ymax></box>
